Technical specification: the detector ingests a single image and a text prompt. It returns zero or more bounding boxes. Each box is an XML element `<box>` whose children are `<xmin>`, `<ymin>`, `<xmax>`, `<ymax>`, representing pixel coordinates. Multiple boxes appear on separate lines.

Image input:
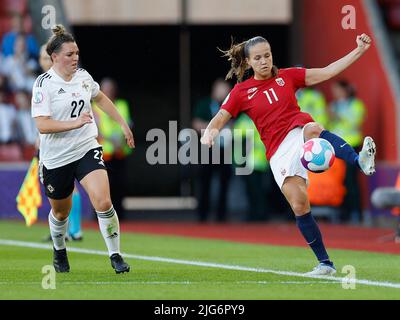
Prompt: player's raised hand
<box><xmin>122</xmin><ymin>123</ymin><xmax>135</xmax><ymax>148</ymax></box>
<box><xmin>356</xmin><ymin>33</ymin><xmax>372</xmax><ymax>52</ymax></box>
<box><xmin>200</xmin><ymin>130</ymin><xmax>216</xmax><ymax>148</ymax></box>
<box><xmin>75</xmin><ymin>112</ymin><xmax>93</xmax><ymax>128</ymax></box>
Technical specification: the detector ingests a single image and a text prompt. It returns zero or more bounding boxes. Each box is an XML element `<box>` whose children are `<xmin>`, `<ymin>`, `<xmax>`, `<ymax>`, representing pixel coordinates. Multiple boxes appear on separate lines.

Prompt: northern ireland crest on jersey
<box><xmin>82</xmin><ymin>80</ymin><xmax>90</xmax><ymax>92</ymax></box>
<box><xmin>47</xmin><ymin>184</ymin><xmax>55</xmax><ymax>193</ymax></box>
<box><xmin>275</xmin><ymin>78</ymin><xmax>285</xmax><ymax>86</ymax></box>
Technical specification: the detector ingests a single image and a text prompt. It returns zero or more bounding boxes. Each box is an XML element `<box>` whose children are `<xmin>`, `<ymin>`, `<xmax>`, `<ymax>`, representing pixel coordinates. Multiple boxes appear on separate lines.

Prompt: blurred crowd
<box><xmin>0</xmin><ymin>12</ymin><xmax>40</xmax><ymax>160</ymax></box>
<box><xmin>0</xmin><ymin>11</ymin><xmax>367</xmax><ymax>224</ymax></box>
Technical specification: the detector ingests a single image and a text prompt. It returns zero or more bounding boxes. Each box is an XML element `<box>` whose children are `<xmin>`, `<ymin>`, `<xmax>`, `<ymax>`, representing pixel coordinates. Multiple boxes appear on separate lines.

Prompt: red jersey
<box><xmin>221</xmin><ymin>67</ymin><xmax>314</xmax><ymax>160</ymax></box>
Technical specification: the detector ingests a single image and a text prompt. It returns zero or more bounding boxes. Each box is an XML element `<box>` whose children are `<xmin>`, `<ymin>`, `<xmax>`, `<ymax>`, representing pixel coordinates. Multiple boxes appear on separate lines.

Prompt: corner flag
<box><xmin>16</xmin><ymin>157</ymin><xmax>42</xmax><ymax>226</ymax></box>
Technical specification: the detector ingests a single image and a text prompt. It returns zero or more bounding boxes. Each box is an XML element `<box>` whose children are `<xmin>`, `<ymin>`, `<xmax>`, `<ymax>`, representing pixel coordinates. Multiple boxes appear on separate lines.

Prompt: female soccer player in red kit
<box><xmin>201</xmin><ymin>34</ymin><xmax>376</xmax><ymax>275</ymax></box>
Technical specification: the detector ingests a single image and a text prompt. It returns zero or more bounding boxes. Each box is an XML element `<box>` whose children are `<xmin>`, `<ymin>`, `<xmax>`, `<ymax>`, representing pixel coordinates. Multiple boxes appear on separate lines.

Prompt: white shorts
<box><xmin>270</xmin><ymin>126</ymin><xmax>308</xmax><ymax>189</ymax></box>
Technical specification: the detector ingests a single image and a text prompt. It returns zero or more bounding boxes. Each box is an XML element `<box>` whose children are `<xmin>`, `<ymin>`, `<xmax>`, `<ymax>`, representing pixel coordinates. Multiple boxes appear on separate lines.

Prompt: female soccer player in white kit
<box><xmin>201</xmin><ymin>34</ymin><xmax>376</xmax><ymax>275</ymax></box>
<box><xmin>31</xmin><ymin>25</ymin><xmax>134</xmax><ymax>273</ymax></box>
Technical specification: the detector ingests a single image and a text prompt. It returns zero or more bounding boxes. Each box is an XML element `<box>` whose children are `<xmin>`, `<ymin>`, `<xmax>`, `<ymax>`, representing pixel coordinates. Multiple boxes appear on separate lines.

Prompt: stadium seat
<box><xmin>0</xmin><ymin>143</ymin><xmax>23</xmax><ymax>161</ymax></box>
<box><xmin>2</xmin><ymin>0</ymin><xmax>28</xmax><ymax>15</ymax></box>
<box><xmin>21</xmin><ymin>144</ymin><xmax>36</xmax><ymax>161</ymax></box>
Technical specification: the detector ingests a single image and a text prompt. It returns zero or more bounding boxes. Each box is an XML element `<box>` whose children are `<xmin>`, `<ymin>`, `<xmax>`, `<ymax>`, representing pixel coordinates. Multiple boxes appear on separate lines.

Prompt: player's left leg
<box><xmin>48</xmin><ymin>196</ymin><xmax>73</xmax><ymax>273</ymax></box>
<box><xmin>303</xmin><ymin>122</ymin><xmax>376</xmax><ymax>175</ymax></box>
<box><xmin>79</xmin><ymin>169</ymin><xmax>130</xmax><ymax>274</ymax></box>
<box><xmin>281</xmin><ymin>176</ymin><xmax>336</xmax><ymax>276</ymax></box>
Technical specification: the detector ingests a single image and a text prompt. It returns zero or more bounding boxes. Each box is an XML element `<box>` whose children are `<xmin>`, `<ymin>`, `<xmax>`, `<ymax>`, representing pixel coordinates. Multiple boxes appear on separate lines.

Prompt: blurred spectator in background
<box><xmin>0</xmin><ymin>86</ymin><xmax>16</xmax><ymax>144</ymax></box>
<box><xmin>14</xmin><ymin>90</ymin><xmax>37</xmax><ymax>145</ymax></box>
<box><xmin>192</xmin><ymin>78</ymin><xmax>232</xmax><ymax>222</ymax></box>
<box><xmin>1</xmin><ymin>34</ymin><xmax>39</xmax><ymax>92</ymax></box>
<box><xmin>38</xmin><ymin>44</ymin><xmax>52</xmax><ymax>71</ymax></box>
<box><xmin>329</xmin><ymin>80</ymin><xmax>366</xmax><ymax>223</ymax></box>
<box><xmin>1</xmin><ymin>12</ymin><xmax>39</xmax><ymax>59</ymax></box>
<box><xmin>296</xmin><ymin>87</ymin><xmax>328</xmax><ymax>128</ymax></box>
<box><xmin>233</xmin><ymin>113</ymin><xmax>270</xmax><ymax>221</ymax></box>
<box><xmin>297</xmin><ymin>84</ymin><xmax>344</xmax><ymax>222</ymax></box>
<box><xmin>93</xmin><ymin>78</ymin><xmax>133</xmax><ymax>220</ymax></box>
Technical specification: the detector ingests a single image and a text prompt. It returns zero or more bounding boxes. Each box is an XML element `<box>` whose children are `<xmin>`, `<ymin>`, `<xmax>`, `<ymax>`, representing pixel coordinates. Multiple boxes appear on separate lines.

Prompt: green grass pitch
<box><xmin>0</xmin><ymin>220</ymin><xmax>399</xmax><ymax>299</ymax></box>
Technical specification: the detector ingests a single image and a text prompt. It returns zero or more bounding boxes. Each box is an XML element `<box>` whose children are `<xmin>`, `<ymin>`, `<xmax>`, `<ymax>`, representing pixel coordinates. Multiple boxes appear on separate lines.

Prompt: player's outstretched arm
<box><xmin>305</xmin><ymin>33</ymin><xmax>371</xmax><ymax>87</ymax></box>
<box><xmin>200</xmin><ymin>109</ymin><xmax>232</xmax><ymax>147</ymax></box>
<box><xmin>93</xmin><ymin>90</ymin><xmax>135</xmax><ymax>148</ymax></box>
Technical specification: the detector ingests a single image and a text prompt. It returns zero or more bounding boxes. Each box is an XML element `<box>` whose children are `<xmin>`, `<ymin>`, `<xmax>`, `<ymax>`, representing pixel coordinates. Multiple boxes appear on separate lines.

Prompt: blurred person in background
<box><xmin>32</xmin><ymin>25</ymin><xmax>134</xmax><ymax>273</ymax></box>
<box><xmin>201</xmin><ymin>34</ymin><xmax>375</xmax><ymax>275</ymax></box>
<box><xmin>192</xmin><ymin>78</ymin><xmax>232</xmax><ymax>222</ymax></box>
<box><xmin>39</xmin><ymin>44</ymin><xmax>84</xmax><ymax>241</ymax></box>
<box><xmin>296</xmin><ymin>86</ymin><xmax>328</xmax><ymax>129</ymax></box>
<box><xmin>0</xmin><ymin>86</ymin><xmax>16</xmax><ymax>144</ymax></box>
<box><xmin>233</xmin><ymin>113</ymin><xmax>270</xmax><ymax>221</ymax></box>
<box><xmin>2</xmin><ymin>34</ymin><xmax>39</xmax><ymax>92</ymax></box>
<box><xmin>296</xmin><ymin>74</ymin><xmax>345</xmax><ymax>220</ymax></box>
<box><xmin>93</xmin><ymin>78</ymin><xmax>133</xmax><ymax>220</ymax></box>
<box><xmin>1</xmin><ymin>12</ymin><xmax>39</xmax><ymax>58</ymax></box>
<box><xmin>14</xmin><ymin>90</ymin><xmax>37</xmax><ymax>145</ymax></box>
<box><xmin>329</xmin><ymin>80</ymin><xmax>366</xmax><ymax>224</ymax></box>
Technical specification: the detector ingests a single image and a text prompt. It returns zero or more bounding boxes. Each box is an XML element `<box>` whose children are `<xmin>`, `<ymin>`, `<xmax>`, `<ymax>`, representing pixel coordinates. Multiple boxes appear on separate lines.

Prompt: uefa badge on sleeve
<box><xmin>33</xmin><ymin>91</ymin><xmax>44</xmax><ymax>104</ymax></box>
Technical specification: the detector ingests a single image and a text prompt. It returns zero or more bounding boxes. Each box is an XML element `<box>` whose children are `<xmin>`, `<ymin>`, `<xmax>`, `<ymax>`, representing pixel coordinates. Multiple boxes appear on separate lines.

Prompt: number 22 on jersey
<box><xmin>71</xmin><ymin>99</ymin><xmax>85</xmax><ymax>118</ymax></box>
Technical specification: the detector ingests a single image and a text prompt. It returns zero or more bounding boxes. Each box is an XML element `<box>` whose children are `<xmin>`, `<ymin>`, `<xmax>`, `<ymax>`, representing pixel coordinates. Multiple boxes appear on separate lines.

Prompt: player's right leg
<box><xmin>40</xmin><ymin>162</ymin><xmax>76</xmax><ymax>273</ymax></box>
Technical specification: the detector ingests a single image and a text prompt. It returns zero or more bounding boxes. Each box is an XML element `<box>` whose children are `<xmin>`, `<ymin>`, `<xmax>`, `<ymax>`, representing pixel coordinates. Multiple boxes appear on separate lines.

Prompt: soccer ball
<box><xmin>300</xmin><ymin>138</ymin><xmax>335</xmax><ymax>173</ymax></box>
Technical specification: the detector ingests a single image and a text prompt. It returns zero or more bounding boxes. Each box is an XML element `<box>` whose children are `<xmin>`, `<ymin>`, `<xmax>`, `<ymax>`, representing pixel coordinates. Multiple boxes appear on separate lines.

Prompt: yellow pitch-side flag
<box><xmin>16</xmin><ymin>157</ymin><xmax>42</xmax><ymax>226</ymax></box>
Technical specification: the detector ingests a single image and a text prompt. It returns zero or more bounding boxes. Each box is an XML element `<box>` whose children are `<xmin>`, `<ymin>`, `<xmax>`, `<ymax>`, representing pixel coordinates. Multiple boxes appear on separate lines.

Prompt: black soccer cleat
<box><xmin>110</xmin><ymin>253</ymin><xmax>130</xmax><ymax>274</ymax></box>
<box><xmin>53</xmin><ymin>247</ymin><xmax>70</xmax><ymax>273</ymax></box>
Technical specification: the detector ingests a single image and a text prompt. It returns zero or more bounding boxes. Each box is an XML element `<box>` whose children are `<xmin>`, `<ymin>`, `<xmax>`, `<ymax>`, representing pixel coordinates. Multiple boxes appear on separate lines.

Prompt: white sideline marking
<box><xmin>0</xmin><ymin>281</ymin><xmax>337</xmax><ymax>286</ymax></box>
<box><xmin>1</xmin><ymin>239</ymin><xmax>400</xmax><ymax>289</ymax></box>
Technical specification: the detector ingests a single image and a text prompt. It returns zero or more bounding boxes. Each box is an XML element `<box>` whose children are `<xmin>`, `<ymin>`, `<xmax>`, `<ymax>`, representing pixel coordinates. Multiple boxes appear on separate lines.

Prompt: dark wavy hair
<box><xmin>220</xmin><ymin>36</ymin><xmax>278</xmax><ymax>82</ymax></box>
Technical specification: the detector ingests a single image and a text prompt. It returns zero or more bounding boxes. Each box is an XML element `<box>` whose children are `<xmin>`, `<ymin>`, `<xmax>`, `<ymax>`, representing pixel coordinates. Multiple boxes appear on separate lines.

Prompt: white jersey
<box><xmin>31</xmin><ymin>67</ymin><xmax>101</xmax><ymax>169</ymax></box>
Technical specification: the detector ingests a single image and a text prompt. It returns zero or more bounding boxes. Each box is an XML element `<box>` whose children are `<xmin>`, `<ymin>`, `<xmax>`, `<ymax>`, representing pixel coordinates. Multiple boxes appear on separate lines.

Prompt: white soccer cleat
<box><xmin>305</xmin><ymin>263</ymin><xmax>337</xmax><ymax>276</ymax></box>
<box><xmin>358</xmin><ymin>136</ymin><xmax>376</xmax><ymax>176</ymax></box>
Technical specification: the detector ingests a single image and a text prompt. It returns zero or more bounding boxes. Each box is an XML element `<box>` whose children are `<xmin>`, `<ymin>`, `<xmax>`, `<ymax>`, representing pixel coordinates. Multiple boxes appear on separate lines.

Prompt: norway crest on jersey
<box><xmin>275</xmin><ymin>77</ymin><xmax>285</xmax><ymax>86</ymax></box>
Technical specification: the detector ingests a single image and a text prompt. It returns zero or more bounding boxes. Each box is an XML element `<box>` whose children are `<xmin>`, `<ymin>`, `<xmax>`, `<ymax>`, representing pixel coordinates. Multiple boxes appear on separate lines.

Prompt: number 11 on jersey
<box><xmin>263</xmin><ymin>88</ymin><xmax>279</xmax><ymax>104</ymax></box>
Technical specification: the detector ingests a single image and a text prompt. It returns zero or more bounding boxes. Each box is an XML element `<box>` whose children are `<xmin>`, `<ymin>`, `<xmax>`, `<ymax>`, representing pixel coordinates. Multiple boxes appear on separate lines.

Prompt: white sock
<box><xmin>96</xmin><ymin>206</ymin><xmax>120</xmax><ymax>256</ymax></box>
<box><xmin>48</xmin><ymin>210</ymin><xmax>68</xmax><ymax>250</ymax></box>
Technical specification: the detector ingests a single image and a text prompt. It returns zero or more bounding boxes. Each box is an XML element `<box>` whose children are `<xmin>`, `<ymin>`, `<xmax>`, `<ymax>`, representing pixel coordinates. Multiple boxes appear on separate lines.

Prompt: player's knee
<box><xmin>94</xmin><ymin>198</ymin><xmax>113</xmax><ymax>212</ymax></box>
<box><xmin>52</xmin><ymin>209</ymin><xmax>69</xmax><ymax>221</ymax></box>
<box><xmin>304</xmin><ymin>122</ymin><xmax>324</xmax><ymax>141</ymax></box>
<box><xmin>290</xmin><ymin>200</ymin><xmax>310</xmax><ymax>215</ymax></box>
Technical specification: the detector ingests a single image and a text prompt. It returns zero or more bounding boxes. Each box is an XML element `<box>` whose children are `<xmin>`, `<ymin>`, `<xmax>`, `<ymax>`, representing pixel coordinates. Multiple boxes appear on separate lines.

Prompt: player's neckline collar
<box><xmin>251</xmin><ymin>75</ymin><xmax>275</xmax><ymax>82</ymax></box>
<box><xmin>49</xmin><ymin>67</ymin><xmax>77</xmax><ymax>83</ymax></box>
